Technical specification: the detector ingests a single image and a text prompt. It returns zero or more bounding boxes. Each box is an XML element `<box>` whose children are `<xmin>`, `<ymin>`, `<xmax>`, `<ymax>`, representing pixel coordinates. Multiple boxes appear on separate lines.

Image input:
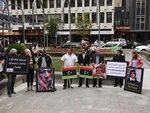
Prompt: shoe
<box><xmin>63</xmin><ymin>86</ymin><xmax>66</xmax><ymax>90</ymax></box>
<box><xmin>120</xmin><ymin>85</ymin><xmax>122</xmax><ymax>88</ymax></box>
<box><xmin>114</xmin><ymin>85</ymin><xmax>118</xmax><ymax>87</ymax></box>
<box><xmin>71</xmin><ymin>86</ymin><xmax>73</xmax><ymax>89</ymax></box>
<box><xmin>12</xmin><ymin>92</ymin><xmax>16</xmax><ymax>94</ymax></box>
<box><xmin>93</xmin><ymin>85</ymin><xmax>96</xmax><ymax>87</ymax></box>
<box><xmin>99</xmin><ymin>85</ymin><xmax>102</xmax><ymax>88</ymax></box>
<box><xmin>31</xmin><ymin>86</ymin><xmax>34</xmax><ymax>90</ymax></box>
<box><xmin>78</xmin><ymin>85</ymin><xmax>82</xmax><ymax>87</ymax></box>
<box><xmin>8</xmin><ymin>94</ymin><xmax>12</xmax><ymax>97</ymax></box>
<box><xmin>86</xmin><ymin>85</ymin><xmax>90</xmax><ymax>88</ymax></box>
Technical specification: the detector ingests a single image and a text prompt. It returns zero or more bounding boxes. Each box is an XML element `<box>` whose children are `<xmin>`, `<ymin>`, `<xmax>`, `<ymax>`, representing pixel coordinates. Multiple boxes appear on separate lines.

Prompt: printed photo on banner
<box><xmin>62</xmin><ymin>66</ymin><xmax>77</xmax><ymax>79</ymax></box>
<box><xmin>124</xmin><ymin>67</ymin><xmax>144</xmax><ymax>94</ymax></box>
<box><xmin>36</xmin><ymin>68</ymin><xmax>56</xmax><ymax>92</ymax></box>
<box><xmin>106</xmin><ymin>61</ymin><xmax>127</xmax><ymax>77</ymax></box>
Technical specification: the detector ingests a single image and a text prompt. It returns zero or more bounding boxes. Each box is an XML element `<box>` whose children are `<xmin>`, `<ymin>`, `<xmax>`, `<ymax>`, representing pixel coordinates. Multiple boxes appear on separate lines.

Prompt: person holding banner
<box><xmin>7</xmin><ymin>48</ymin><xmax>18</xmax><ymax>97</ymax></box>
<box><xmin>61</xmin><ymin>48</ymin><xmax>78</xmax><ymax>90</ymax></box>
<box><xmin>78</xmin><ymin>48</ymin><xmax>91</xmax><ymax>88</ymax></box>
<box><xmin>129</xmin><ymin>51</ymin><xmax>143</xmax><ymax>68</ymax></box>
<box><xmin>112</xmin><ymin>50</ymin><xmax>125</xmax><ymax>88</ymax></box>
<box><xmin>91</xmin><ymin>49</ymin><xmax>105</xmax><ymax>88</ymax></box>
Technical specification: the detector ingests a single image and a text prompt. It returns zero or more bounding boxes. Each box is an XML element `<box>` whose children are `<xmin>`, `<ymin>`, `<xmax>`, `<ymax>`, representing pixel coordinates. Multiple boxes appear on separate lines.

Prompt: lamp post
<box><xmin>117</xmin><ymin>2</ymin><xmax>120</xmax><ymax>38</ymax></box>
<box><xmin>97</xmin><ymin>0</ymin><xmax>100</xmax><ymax>46</ymax></box>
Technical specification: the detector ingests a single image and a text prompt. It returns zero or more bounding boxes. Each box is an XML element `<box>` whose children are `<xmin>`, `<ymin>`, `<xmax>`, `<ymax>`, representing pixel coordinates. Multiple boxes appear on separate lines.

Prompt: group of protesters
<box><xmin>0</xmin><ymin>42</ymin><xmax>143</xmax><ymax>97</ymax></box>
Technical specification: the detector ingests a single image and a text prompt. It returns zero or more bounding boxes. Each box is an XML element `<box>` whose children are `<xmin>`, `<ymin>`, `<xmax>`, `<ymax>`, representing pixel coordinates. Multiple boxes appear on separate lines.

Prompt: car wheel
<box><xmin>131</xmin><ymin>46</ymin><xmax>134</xmax><ymax>49</ymax></box>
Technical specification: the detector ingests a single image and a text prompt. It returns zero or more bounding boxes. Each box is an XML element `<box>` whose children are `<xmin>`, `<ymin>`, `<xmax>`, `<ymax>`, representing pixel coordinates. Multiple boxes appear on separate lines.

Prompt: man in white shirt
<box><xmin>61</xmin><ymin>48</ymin><xmax>78</xmax><ymax>89</ymax></box>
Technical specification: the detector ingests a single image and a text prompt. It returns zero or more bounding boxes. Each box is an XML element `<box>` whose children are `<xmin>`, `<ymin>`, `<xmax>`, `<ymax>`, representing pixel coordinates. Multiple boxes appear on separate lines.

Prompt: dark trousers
<box><xmin>7</xmin><ymin>74</ymin><xmax>16</xmax><ymax>95</ymax></box>
<box><xmin>79</xmin><ymin>78</ymin><xmax>89</xmax><ymax>86</ymax></box>
<box><xmin>114</xmin><ymin>78</ymin><xmax>123</xmax><ymax>86</ymax></box>
<box><xmin>27</xmin><ymin>67</ymin><xmax>34</xmax><ymax>87</ymax></box>
<box><xmin>93</xmin><ymin>78</ymin><xmax>102</xmax><ymax>86</ymax></box>
<box><xmin>63</xmin><ymin>79</ymin><xmax>72</xmax><ymax>88</ymax></box>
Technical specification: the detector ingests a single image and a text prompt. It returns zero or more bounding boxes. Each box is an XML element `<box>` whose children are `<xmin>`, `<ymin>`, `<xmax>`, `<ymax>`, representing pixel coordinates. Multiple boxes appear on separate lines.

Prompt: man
<box><xmin>78</xmin><ymin>48</ymin><xmax>91</xmax><ymax>88</ymax></box>
<box><xmin>61</xmin><ymin>48</ymin><xmax>78</xmax><ymax>90</ymax></box>
<box><xmin>91</xmin><ymin>49</ymin><xmax>104</xmax><ymax>88</ymax></box>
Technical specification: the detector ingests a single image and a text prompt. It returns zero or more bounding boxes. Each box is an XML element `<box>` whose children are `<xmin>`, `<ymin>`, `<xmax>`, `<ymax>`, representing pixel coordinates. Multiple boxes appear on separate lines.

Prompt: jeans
<box><xmin>7</xmin><ymin>74</ymin><xmax>16</xmax><ymax>95</ymax></box>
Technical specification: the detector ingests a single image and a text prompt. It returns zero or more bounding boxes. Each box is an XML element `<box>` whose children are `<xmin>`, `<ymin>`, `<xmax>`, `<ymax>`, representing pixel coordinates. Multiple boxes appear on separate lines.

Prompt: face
<box><xmin>117</xmin><ymin>51</ymin><xmax>121</xmax><ymax>55</ymax></box>
<box><xmin>67</xmin><ymin>49</ymin><xmax>72</xmax><ymax>55</ymax></box>
<box><xmin>82</xmin><ymin>49</ymin><xmax>86</xmax><ymax>54</ymax></box>
<box><xmin>39</xmin><ymin>69</ymin><xmax>52</xmax><ymax>82</ymax></box>
<box><xmin>130</xmin><ymin>72</ymin><xmax>136</xmax><ymax>79</ymax></box>
<box><xmin>95</xmin><ymin>49</ymin><xmax>99</xmax><ymax>54</ymax></box>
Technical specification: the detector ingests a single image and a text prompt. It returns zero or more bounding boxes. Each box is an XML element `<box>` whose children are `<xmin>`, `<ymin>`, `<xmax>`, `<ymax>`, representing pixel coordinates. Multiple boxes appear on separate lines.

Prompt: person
<box><xmin>78</xmin><ymin>48</ymin><xmax>91</xmax><ymax>88</ymax></box>
<box><xmin>89</xmin><ymin>43</ymin><xmax>96</xmax><ymax>56</ymax></box>
<box><xmin>91</xmin><ymin>49</ymin><xmax>104</xmax><ymax>88</ymax></box>
<box><xmin>0</xmin><ymin>44</ymin><xmax>5</xmax><ymax>78</ymax></box>
<box><xmin>24</xmin><ymin>48</ymin><xmax>36</xmax><ymax>91</ymax></box>
<box><xmin>61</xmin><ymin>48</ymin><xmax>78</xmax><ymax>90</ymax></box>
<box><xmin>112</xmin><ymin>50</ymin><xmax>125</xmax><ymax>88</ymax></box>
<box><xmin>94</xmin><ymin>40</ymin><xmax>99</xmax><ymax>47</ymax></box>
<box><xmin>129</xmin><ymin>51</ymin><xmax>143</xmax><ymax>68</ymax></box>
<box><xmin>32</xmin><ymin>43</ymin><xmax>41</xmax><ymax>57</ymax></box>
<box><xmin>7</xmin><ymin>48</ymin><xmax>17</xmax><ymax>97</ymax></box>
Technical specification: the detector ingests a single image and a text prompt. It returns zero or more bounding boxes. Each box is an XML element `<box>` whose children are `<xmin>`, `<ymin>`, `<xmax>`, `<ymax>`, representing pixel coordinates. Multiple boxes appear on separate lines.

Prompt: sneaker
<box><xmin>86</xmin><ymin>85</ymin><xmax>90</xmax><ymax>88</ymax></box>
<box><xmin>63</xmin><ymin>86</ymin><xmax>66</xmax><ymax>90</ymax></box>
<box><xmin>78</xmin><ymin>85</ymin><xmax>82</xmax><ymax>87</ymax></box>
<box><xmin>8</xmin><ymin>94</ymin><xmax>12</xmax><ymax>97</ymax></box>
<box><xmin>99</xmin><ymin>85</ymin><xmax>102</xmax><ymax>88</ymax></box>
<box><xmin>12</xmin><ymin>92</ymin><xmax>16</xmax><ymax>94</ymax></box>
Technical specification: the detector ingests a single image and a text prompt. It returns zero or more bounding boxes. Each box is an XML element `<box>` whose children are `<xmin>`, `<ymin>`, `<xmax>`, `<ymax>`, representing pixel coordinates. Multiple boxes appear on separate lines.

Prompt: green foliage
<box><xmin>74</xmin><ymin>13</ymin><xmax>93</xmax><ymax>40</ymax></box>
<box><xmin>5</xmin><ymin>44</ymin><xmax>28</xmax><ymax>55</ymax></box>
<box><xmin>44</xmin><ymin>18</ymin><xmax>63</xmax><ymax>37</ymax></box>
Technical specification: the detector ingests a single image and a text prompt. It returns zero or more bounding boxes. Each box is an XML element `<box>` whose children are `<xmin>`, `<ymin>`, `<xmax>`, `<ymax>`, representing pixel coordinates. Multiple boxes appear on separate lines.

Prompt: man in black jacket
<box><xmin>78</xmin><ymin>48</ymin><xmax>91</xmax><ymax>87</ymax></box>
<box><xmin>91</xmin><ymin>49</ymin><xmax>104</xmax><ymax>88</ymax></box>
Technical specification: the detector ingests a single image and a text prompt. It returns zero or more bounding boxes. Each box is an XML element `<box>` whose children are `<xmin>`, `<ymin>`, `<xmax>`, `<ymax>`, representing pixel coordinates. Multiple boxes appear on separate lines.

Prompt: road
<box><xmin>0</xmin><ymin>49</ymin><xmax>150</xmax><ymax>113</ymax></box>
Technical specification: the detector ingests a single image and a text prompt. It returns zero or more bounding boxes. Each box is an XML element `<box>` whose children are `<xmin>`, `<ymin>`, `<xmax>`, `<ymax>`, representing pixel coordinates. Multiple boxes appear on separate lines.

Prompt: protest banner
<box><xmin>62</xmin><ymin>66</ymin><xmax>77</xmax><ymax>79</ymax></box>
<box><xmin>79</xmin><ymin>66</ymin><xmax>93</xmax><ymax>79</ymax></box>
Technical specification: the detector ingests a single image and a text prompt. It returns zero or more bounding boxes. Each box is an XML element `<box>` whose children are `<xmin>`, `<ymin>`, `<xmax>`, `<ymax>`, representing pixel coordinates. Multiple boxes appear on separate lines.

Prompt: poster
<box><xmin>124</xmin><ymin>67</ymin><xmax>144</xmax><ymax>94</ymax></box>
<box><xmin>79</xmin><ymin>66</ymin><xmax>93</xmax><ymax>79</ymax></box>
<box><xmin>36</xmin><ymin>68</ymin><xmax>56</xmax><ymax>92</ymax></box>
<box><xmin>62</xmin><ymin>66</ymin><xmax>77</xmax><ymax>79</ymax></box>
<box><xmin>106</xmin><ymin>61</ymin><xmax>127</xmax><ymax>77</ymax></box>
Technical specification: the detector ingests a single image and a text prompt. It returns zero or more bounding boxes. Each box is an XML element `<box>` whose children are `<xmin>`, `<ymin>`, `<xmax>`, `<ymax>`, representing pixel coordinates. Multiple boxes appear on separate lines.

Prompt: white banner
<box><xmin>106</xmin><ymin>61</ymin><xmax>127</xmax><ymax>77</ymax></box>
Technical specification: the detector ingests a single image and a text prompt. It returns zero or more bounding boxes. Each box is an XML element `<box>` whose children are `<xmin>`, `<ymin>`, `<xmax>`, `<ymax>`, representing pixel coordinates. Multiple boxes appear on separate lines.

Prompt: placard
<box><xmin>36</xmin><ymin>68</ymin><xmax>56</xmax><ymax>92</ymax></box>
<box><xmin>4</xmin><ymin>56</ymin><xmax>29</xmax><ymax>74</ymax></box>
<box><xmin>62</xmin><ymin>66</ymin><xmax>77</xmax><ymax>79</ymax></box>
<box><xmin>106</xmin><ymin>61</ymin><xmax>127</xmax><ymax>77</ymax></box>
<box><xmin>124</xmin><ymin>67</ymin><xmax>144</xmax><ymax>94</ymax></box>
<box><xmin>79</xmin><ymin>66</ymin><xmax>93</xmax><ymax>79</ymax></box>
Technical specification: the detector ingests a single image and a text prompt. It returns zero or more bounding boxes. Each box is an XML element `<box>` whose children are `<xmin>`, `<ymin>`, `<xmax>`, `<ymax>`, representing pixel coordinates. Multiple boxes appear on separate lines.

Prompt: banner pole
<box><xmin>84</xmin><ymin>78</ymin><xmax>86</xmax><ymax>88</ymax></box>
<box><xmin>96</xmin><ymin>75</ymin><xmax>99</xmax><ymax>88</ymax></box>
<box><xmin>69</xmin><ymin>79</ymin><xmax>72</xmax><ymax>89</ymax></box>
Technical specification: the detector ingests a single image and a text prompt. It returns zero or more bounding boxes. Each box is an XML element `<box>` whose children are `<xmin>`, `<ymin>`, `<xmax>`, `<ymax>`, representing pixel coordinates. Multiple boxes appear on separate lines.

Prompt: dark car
<box><xmin>143</xmin><ymin>40</ymin><xmax>150</xmax><ymax>45</ymax></box>
<box><xmin>126</xmin><ymin>41</ymin><xmax>142</xmax><ymax>49</ymax></box>
<box><xmin>58</xmin><ymin>42</ymin><xmax>81</xmax><ymax>48</ymax></box>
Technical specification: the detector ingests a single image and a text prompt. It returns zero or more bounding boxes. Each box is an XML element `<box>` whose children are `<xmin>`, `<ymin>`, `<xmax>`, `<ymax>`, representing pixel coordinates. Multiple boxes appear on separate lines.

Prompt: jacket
<box><xmin>129</xmin><ymin>57</ymin><xmax>143</xmax><ymax>68</ymax></box>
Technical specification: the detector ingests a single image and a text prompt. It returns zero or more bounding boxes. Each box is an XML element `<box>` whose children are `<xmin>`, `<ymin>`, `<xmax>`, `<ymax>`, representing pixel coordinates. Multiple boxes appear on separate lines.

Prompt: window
<box><xmin>64</xmin><ymin>0</ymin><xmax>68</xmax><ymax>7</ymax></box>
<box><xmin>141</xmin><ymin>23</ymin><xmax>144</xmax><ymax>30</ymax></box>
<box><xmin>18</xmin><ymin>15</ymin><xmax>22</xmax><ymax>21</ymax></box>
<box><xmin>25</xmin><ymin>15</ymin><xmax>32</xmax><ymax>23</ymax></box>
<box><xmin>30</xmin><ymin>0</ymin><xmax>34</xmax><ymax>9</ymax></box>
<box><xmin>11</xmin><ymin>0</ymin><xmax>15</xmax><ymax>9</ymax></box>
<box><xmin>77</xmin><ymin>0</ymin><xmax>82</xmax><ymax>7</ymax></box>
<box><xmin>107</xmin><ymin>0</ymin><xmax>112</xmax><ymax>6</ymax></box>
<box><xmin>107</xmin><ymin>12</ymin><xmax>112</xmax><ymax>23</ymax></box>
<box><xmin>136</xmin><ymin>8</ymin><xmax>140</xmax><ymax>15</ymax></box>
<box><xmin>56</xmin><ymin>0</ymin><xmax>61</xmax><ymax>8</ymax></box>
<box><xmin>100</xmin><ymin>0</ymin><xmax>104</xmax><ymax>6</ymax></box>
<box><xmin>92</xmin><ymin>13</ymin><xmax>96</xmax><ymax>23</ymax></box>
<box><xmin>50</xmin><ymin>14</ymin><xmax>61</xmax><ymax>19</ymax></box>
<box><xmin>92</xmin><ymin>0</ymin><xmax>97</xmax><ymax>6</ymax></box>
<box><xmin>43</xmin><ymin>0</ymin><xmax>48</xmax><ymax>8</ymax></box>
<box><xmin>71</xmin><ymin>0</ymin><xmax>75</xmax><ymax>7</ymax></box>
<box><xmin>85</xmin><ymin>0</ymin><xmax>89</xmax><ymax>7</ymax></box>
<box><xmin>37</xmin><ymin>0</ymin><xmax>41</xmax><ymax>8</ymax></box>
<box><xmin>71</xmin><ymin>13</ymin><xmax>75</xmax><ymax>23</ymax></box>
<box><xmin>77</xmin><ymin>13</ymin><xmax>82</xmax><ymax>21</ymax></box>
<box><xmin>17</xmin><ymin>0</ymin><xmax>21</xmax><ymax>9</ymax></box>
<box><xmin>37</xmin><ymin>15</ymin><xmax>43</xmax><ymax>22</ymax></box>
<box><xmin>50</xmin><ymin>0</ymin><xmax>54</xmax><ymax>8</ymax></box>
<box><xmin>136</xmin><ymin>17</ymin><xmax>140</xmax><ymax>29</ymax></box>
<box><xmin>24</xmin><ymin>0</ymin><xmax>28</xmax><ymax>9</ymax></box>
<box><xmin>141</xmin><ymin>8</ymin><xmax>145</xmax><ymax>15</ymax></box>
<box><xmin>100</xmin><ymin>12</ymin><xmax>104</xmax><ymax>23</ymax></box>
<box><xmin>64</xmin><ymin>14</ymin><xmax>68</xmax><ymax>23</ymax></box>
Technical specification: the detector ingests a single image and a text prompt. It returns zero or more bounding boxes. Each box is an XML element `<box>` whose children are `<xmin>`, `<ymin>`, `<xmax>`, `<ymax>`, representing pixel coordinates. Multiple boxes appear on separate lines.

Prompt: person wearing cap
<box><xmin>37</xmin><ymin>50</ymin><xmax>53</xmax><ymax>69</ymax></box>
<box><xmin>112</xmin><ymin>49</ymin><xmax>125</xmax><ymax>88</ymax></box>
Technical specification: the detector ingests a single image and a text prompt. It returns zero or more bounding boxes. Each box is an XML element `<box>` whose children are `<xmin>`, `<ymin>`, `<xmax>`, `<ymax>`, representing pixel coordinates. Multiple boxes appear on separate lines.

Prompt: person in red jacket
<box><xmin>129</xmin><ymin>51</ymin><xmax>143</xmax><ymax>68</ymax></box>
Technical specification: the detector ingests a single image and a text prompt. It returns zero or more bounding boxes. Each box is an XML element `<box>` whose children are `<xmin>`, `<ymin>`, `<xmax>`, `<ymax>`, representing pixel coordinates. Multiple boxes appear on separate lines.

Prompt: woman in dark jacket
<box><xmin>112</xmin><ymin>50</ymin><xmax>125</xmax><ymax>88</ymax></box>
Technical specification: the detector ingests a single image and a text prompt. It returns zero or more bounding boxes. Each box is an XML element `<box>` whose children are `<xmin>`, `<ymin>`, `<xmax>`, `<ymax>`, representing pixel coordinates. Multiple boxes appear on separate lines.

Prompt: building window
<box><xmin>77</xmin><ymin>13</ymin><xmax>82</xmax><ymax>21</ymax></box>
<box><xmin>50</xmin><ymin>0</ymin><xmax>54</xmax><ymax>8</ymax></box>
<box><xmin>25</xmin><ymin>15</ymin><xmax>32</xmax><ymax>23</ymax></box>
<box><xmin>92</xmin><ymin>0</ymin><xmax>96</xmax><ymax>6</ymax></box>
<box><xmin>107</xmin><ymin>0</ymin><xmax>112</xmax><ymax>6</ymax></box>
<box><xmin>71</xmin><ymin>13</ymin><xmax>75</xmax><ymax>23</ymax></box>
<box><xmin>64</xmin><ymin>0</ymin><xmax>68</xmax><ymax>7</ymax></box>
<box><xmin>18</xmin><ymin>15</ymin><xmax>22</xmax><ymax>21</ymax></box>
<box><xmin>136</xmin><ymin>17</ymin><xmax>140</xmax><ymax>30</ymax></box>
<box><xmin>92</xmin><ymin>13</ymin><xmax>96</xmax><ymax>23</ymax></box>
<box><xmin>107</xmin><ymin>12</ymin><xmax>112</xmax><ymax>23</ymax></box>
<box><xmin>85</xmin><ymin>0</ymin><xmax>89</xmax><ymax>7</ymax></box>
<box><xmin>11</xmin><ymin>0</ymin><xmax>15</xmax><ymax>9</ymax></box>
<box><xmin>17</xmin><ymin>0</ymin><xmax>21</xmax><ymax>9</ymax></box>
<box><xmin>50</xmin><ymin>14</ymin><xmax>61</xmax><ymax>19</ymax></box>
<box><xmin>43</xmin><ymin>0</ymin><xmax>48</xmax><ymax>8</ymax></box>
<box><xmin>37</xmin><ymin>0</ymin><xmax>41</xmax><ymax>8</ymax></box>
<box><xmin>141</xmin><ymin>23</ymin><xmax>144</xmax><ymax>30</ymax></box>
<box><xmin>24</xmin><ymin>0</ymin><xmax>28</xmax><ymax>9</ymax></box>
<box><xmin>64</xmin><ymin>14</ymin><xmax>68</xmax><ymax>23</ymax></box>
<box><xmin>71</xmin><ymin>0</ymin><xmax>75</xmax><ymax>7</ymax></box>
<box><xmin>77</xmin><ymin>0</ymin><xmax>82</xmax><ymax>7</ymax></box>
<box><xmin>100</xmin><ymin>12</ymin><xmax>104</xmax><ymax>23</ymax></box>
<box><xmin>56</xmin><ymin>0</ymin><xmax>61</xmax><ymax>8</ymax></box>
<box><xmin>30</xmin><ymin>0</ymin><xmax>34</xmax><ymax>9</ymax></box>
<box><xmin>37</xmin><ymin>15</ymin><xmax>43</xmax><ymax>22</ymax></box>
<box><xmin>100</xmin><ymin>0</ymin><xmax>104</xmax><ymax>6</ymax></box>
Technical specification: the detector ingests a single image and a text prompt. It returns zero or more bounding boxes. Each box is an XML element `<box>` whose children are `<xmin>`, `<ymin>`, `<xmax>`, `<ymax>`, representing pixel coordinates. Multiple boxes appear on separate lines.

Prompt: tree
<box><xmin>44</xmin><ymin>18</ymin><xmax>63</xmax><ymax>37</ymax></box>
<box><xmin>74</xmin><ymin>13</ymin><xmax>93</xmax><ymax>40</ymax></box>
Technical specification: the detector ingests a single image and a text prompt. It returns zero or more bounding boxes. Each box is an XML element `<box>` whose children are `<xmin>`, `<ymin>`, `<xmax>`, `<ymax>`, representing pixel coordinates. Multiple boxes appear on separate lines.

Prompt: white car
<box><xmin>135</xmin><ymin>44</ymin><xmax>150</xmax><ymax>53</ymax></box>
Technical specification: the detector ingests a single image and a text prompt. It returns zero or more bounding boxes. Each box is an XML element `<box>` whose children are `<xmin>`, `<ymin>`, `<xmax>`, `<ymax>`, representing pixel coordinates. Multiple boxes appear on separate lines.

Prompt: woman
<box><xmin>129</xmin><ymin>51</ymin><xmax>143</xmax><ymax>68</ymax></box>
<box><xmin>24</xmin><ymin>48</ymin><xmax>36</xmax><ymax>91</ymax></box>
<box><xmin>112</xmin><ymin>50</ymin><xmax>125</xmax><ymax>88</ymax></box>
<box><xmin>0</xmin><ymin>44</ymin><xmax>4</xmax><ymax>79</ymax></box>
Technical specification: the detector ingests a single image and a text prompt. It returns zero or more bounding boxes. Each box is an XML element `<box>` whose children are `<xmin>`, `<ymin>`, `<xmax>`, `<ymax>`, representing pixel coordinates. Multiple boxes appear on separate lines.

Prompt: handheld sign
<box><xmin>4</xmin><ymin>56</ymin><xmax>29</xmax><ymax>74</ymax></box>
<box><xmin>79</xmin><ymin>66</ymin><xmax>93</xmax><ymax>79</ymax></box>
<box><xmin>62</xmin><ymin>66</ymin><xmax>77</xmax><ymax>79</ymax></box>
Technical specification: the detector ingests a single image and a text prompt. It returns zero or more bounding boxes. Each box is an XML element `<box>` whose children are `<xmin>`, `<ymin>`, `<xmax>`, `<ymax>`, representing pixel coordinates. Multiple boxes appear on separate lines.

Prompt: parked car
<box><xmin>110</xmin><ymin>38</ymin><xmax>127</xmax><ymax>47</ymax></box>
<box><xmin>142</xmin><ymin>40</ymin><xmax>150</xmax><ymax>45</ymax></box>
<box><xmin>95</xmin><ymin>41</ymin><xmax>105</xmax><ymax>47</ymax></box>
<box><xmin>58</xmin><ymin>42</ymin><xmax>81</xmax><ymax>48</ymax></box>
<box><xmin>135</xmin><ymin>44</ymin><xmax>150</xmax><ymax>53</ymax></box>
<box><xmin>126</xmin><ymin>41</ymin><xmax>142</xmax><ymax>49</ymax></box>
<box><xmin>100</xmin><ymin>42</ymin><xmax>122</xmax><ymax>52</ymax></box>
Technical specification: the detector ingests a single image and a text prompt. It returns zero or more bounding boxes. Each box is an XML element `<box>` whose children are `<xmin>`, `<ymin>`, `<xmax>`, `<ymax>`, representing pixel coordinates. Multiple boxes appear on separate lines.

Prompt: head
<box><xmin>67</xmin><ymin>48</ymin><xmax>73</xmax><ymax>55</ymax></box>
<box><xmin>41</xmin><ymin>50</ymin><xmax>46</xmax><ymax>56</ymax></box>
<box><xmin>24</xmin><ymin>48</ymin><xmax>31</xmax><ymax>56</ymax></box>
<box><xmin>117</xmin><ymin>50</ymin><xmax>123</xmax><ymax>56</ymax></box>
<box><xmin>9</xmin><ymin>48</ymin><xmax>17</xmax><ymax>55</ymax></box>
<box><xmin>0</xmin><ymin>44</ymin><xmax>3</xmax><ymax>48</ymax></box>
<box><xmin>82</xmin><ymin>48</ymin><xmax>86</xmax><ymax>54</ymax></box>
<box><xmin>132</xmin><ymin>51</ymin><xmax>138</xmax><ymax>59</ymax></box>
<box><xmin>95</xmin><ymin>49</ymin><xmax>100</xmax><ymax>54</ymax></box>
<box><xmin>129</xmin><ymin>70</ymin><xmax>136</xmax><ymax>79</ymax></box>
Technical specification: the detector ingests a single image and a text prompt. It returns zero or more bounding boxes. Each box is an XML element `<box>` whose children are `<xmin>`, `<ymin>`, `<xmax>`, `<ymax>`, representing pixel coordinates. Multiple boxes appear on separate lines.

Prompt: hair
<box><xmin>132</xmin><ymin>51</ymin><xmax>138</xmax><ymax>60</ymax></box>
<box><xmin>68</xmin><ymin>48</ymin><xmax>73</xmax><ymax>51</ymax></box>
<box><xmin>24</xmin><ymin>48</ymin><xmax>32</xmax><ymax>56</ymax></box>
<box><xmin>129</xmin><ymin>70</ymin><xmax>136</xmax><ymax>77</ymax></box>
<box><xmin>117</xmin><ymin>49</ymin><xmax>123</xmax><ymax>54</ymax></box>
<box><xmin>0</xmin><ymin>44</ymin><xmax>3</xmax><ymax>48</ymax></box>
<box><xmin>9</xmin><ymin>48</ymin><xmax>17</xmax><ymax>55</ymax></box>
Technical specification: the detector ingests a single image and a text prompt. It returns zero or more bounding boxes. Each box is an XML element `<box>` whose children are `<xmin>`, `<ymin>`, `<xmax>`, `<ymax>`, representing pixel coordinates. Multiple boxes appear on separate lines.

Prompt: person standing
<box><xmin>7</xmin><ymin>48</ymin><xmax>17</xmax><ymax>97</ymax></box>
<box><xmin>112</xmin><ymin>50</ymin><xmax>125</xmax><ymax>88</ymax></box>
<box><xmin>91</xmin><ymin>49</ymin><xmax>104</xmax><ymax>88</ymax></box>
<box><xmin>78</xmin><ymin>48</ymin><xmax>91</xmax><ymax>88</ymax></box>
<box><xmin>61</xmin><ymin>48</ymin><xmax>78</xmax><ymax>90</ymax></box>
<box><xmin>24</xmin><ymin>48</ymin><xmax>36</xmax><ymax>91</ymax></box>
<box><xmin>129</xmin><ymin>51</ymin><xmax>143</xmax><ymax>68</ymax></box>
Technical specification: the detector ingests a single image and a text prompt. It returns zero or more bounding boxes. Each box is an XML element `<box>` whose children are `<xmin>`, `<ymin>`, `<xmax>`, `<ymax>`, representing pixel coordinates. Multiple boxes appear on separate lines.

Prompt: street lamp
<box><xmin>117</xmin><ymin>2</ymin><xmax>120</xmax><ymax>38</ymax></box>
<box><xmin>97</xmin><ymin>0</ymin><xmax>100</xmax><ymax>46</ymax></box>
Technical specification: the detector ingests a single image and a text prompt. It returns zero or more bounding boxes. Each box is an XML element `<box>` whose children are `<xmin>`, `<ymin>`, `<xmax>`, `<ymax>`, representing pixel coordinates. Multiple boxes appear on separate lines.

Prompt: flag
<box><xmin>79</xmin><ymin>66</ymin><xmax>93</xmax><ymax>79</ymax></box>
<box><xmin>62</xmin><ymin>66</ymin><xmax>77</xmax><ymax>79</ymax></box>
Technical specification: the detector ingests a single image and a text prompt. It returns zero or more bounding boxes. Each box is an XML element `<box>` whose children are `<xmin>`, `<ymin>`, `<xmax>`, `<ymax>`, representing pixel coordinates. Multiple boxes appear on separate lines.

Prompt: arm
<box><xmin>137</xmin><ymin>58</ymin><xmax>143</xmax><ymax>68</ymax></box>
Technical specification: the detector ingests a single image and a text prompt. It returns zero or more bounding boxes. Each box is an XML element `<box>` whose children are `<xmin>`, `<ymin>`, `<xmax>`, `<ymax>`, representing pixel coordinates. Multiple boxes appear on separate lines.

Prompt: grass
<box><xmin>53</xmin><ymin>59</ymin><xmax>61</xmax><ymax>71</ymax></box>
